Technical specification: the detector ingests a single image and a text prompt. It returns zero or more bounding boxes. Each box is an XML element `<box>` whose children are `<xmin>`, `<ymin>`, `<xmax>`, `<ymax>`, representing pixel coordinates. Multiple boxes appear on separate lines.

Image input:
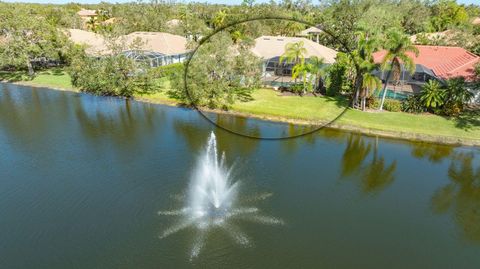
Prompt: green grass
<box><xmin>1</xmin><ymin>69</ymin><xmax>479</xmax><ymax>144</ymax></box>
<box><xmin>232</xmin><ymin>89</ymin><xmax>348</xmax><ymax>121</ymax></box>
<box><xmin>231</xmin><ymin>89</ymin><xmax>480</xmax><ymax>142</ymax></box>
<box><xmin>0</xmin><ymin>68</ymin><xmax>74</xmax><ymax>90</ymax></box>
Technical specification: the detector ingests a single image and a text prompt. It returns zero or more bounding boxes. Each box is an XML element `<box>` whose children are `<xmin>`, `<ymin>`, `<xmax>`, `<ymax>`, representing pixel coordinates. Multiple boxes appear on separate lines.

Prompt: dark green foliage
<box><xmin>443</xmin><ymin>78</ymin><xmax>474</xmax><ymax>114</ymax></box>
<box><xmin>325</xmin><ymin>52</ymin><xmax>354</xmax><ymax>96</ymax></box>
<box><xmin>68</xmin><ymin>55</ymin><xmax>157</xmax><ymax>97</ymax></box>
<box><xmin>402</xmin><ymin>95</ymin><xmax>426</xmax><ymax>113</ymax></box>
<box><xmin>151</xmin><ymin>63</ymin><xmax>184</xmax><ymax>80</ymax></box>
<box><xmin>417</xmin><ymin>78</ymin><xmax>475</xmax><ymax>116</ymax></box>
<box><xmin>169</xmin><ymin>32</ymin><xmax>261</xmax><ymax>109</ymax></box>
<box><xmin>420</xmin><ymin>80</ymin><xmax>446</xmax><ymax>110</ymax></box>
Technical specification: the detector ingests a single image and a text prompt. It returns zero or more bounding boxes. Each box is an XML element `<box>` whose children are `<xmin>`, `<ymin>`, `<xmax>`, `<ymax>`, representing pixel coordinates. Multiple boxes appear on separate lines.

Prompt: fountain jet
<box><xmin>159</xmin><ymin>132</ymin><xmax>283</xmax><ymax>259</ymax></box>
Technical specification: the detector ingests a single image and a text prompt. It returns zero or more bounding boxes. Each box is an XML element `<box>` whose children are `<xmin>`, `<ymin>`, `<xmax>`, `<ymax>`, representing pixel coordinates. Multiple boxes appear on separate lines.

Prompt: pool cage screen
<box><xmin>121</xmin><ymin>50</ymin><xmax>189</xmax><ymax>67</ymax></box>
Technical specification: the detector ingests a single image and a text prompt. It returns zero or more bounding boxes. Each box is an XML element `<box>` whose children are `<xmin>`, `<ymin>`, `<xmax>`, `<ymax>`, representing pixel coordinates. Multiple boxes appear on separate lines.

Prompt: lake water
<box><xmin>1</xmin><ymin>83</ymin><xmax>480</xmax><ymax>269</ymax></box>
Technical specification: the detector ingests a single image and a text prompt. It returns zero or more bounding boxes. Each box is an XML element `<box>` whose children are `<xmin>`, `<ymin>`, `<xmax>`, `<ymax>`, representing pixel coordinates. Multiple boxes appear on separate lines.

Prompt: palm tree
<box><xmin>280</xmin><ymin>41</ymin><xmax>307</xmax><ymax>89</ymax></box>
<box><xmin>291</xmin><ymin>63</ymin><xmax>309</xmax><ymax>94</ymax></box>
<box><xmin>280</xmin><ymin>41</ymin><xmax>307</xmax><ymax>66</ymax></box>
<box><xmin>352</xmin><ymin>32</ymin><xmax>380</xmax><ymax>110</ymax></box>
<box><xmin>360</xmin><ymin>72</ymin><xmax>382</xmax><ymax>111</ymax></box>
<box><xmin>306</xmin><ymin>56</ymin><xmax>326</xmax><ymax>93</ymax></box>
<box><xmin>420</xmin><ymin>80</ymin><xmax>445</xmax><ymax>109</ymax></box>
<box><xmin>444</xmin><ymin>78</ymin><xmax>474</xmax><ymax>110</ymax></box>
<box><xmin>378</xmin><ymin>29</ymin><xmax>419</xmax><ymax>111</ymax></box>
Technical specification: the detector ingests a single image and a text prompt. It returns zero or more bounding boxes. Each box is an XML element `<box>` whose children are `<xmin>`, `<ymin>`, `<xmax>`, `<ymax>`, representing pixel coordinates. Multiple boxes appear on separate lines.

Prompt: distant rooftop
<box><xmin>472</xmin><ymin>17</ymin><xmax>480</xmax><ymax>25</ymax></box>
<box><xmin>251</xmin><ymin>36</ymin><xmax>337</xmax><ymax>64</ymax></box>
<box><xmin>299</xmin><ymin>26</ymin><xmax>323</xmax><ymax>36</ymax></box>
<box><xmin>126</xmin><ymin>32</ymin><xmax>188</xmax><ymax>55</ymax></box>
<box><xmin>373</xmin><ymin>45</ymin><xmax>480</xmax><ymax>81</ymax></box>
<box><xmin>67</xmin><ymin>29</ymin><xmax>189</xmax><ymax>56</ymax></box>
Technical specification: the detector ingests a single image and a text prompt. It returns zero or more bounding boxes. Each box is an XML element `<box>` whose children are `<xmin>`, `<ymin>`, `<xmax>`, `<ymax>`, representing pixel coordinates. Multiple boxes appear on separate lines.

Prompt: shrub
<box><xmin>383</xmin><ymin>99</ymin><xmax>402</xmax><ymax>112</ymax></box>
<box><xmin>290</xmin><ymin>83</ymin><xmax>305</xmax><ymax>95</ymax></box>
<box><xmin>442</xmin><ymin>101</ymin><xmax>462</xmax><ymax>117</ymax></box>
<box><xmin>366</xmin><ymin>97</ymin><xmax>380</xmax><ymax>109</ymax></box>
<box><xmin>402</xmin><ymin>95</ymin><xmax>425</xmax><ymax>113</ymax></box>
<box><xmin>151</xmin><ymin>63</ymin><xmax>184</xmax><ymax>79</ymax></box>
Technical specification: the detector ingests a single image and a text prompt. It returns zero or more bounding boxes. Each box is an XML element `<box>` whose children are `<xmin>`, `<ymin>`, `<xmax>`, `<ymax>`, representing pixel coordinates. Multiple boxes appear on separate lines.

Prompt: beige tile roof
<box><xmin>67</xmin><ymin>29</ymin><xmax>110</xmax><ymax>55</ymax></box>
<box><xmin>473</xmin><ymin>17</ymin><xmax>480</xmax><ymax>25</ymax></box>
<box><xmin>251</xmin><ymin>36</ymin><xmax>337</xmax><ymax>64</ymax></box>
<box><xmin>125</xmin><ymin>32</ymin><xmax>189</xmax><ymax>55</ymax></box>
<box><xmin>67</xmin><ymin>29</ymin><xmax>189</xmax><ymax>56</ymax></box>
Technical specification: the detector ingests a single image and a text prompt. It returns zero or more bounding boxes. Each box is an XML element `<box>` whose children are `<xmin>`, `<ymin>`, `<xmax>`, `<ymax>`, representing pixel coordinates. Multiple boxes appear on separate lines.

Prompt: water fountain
<box><xmin>158</xmin><ymin>132</ymin><xmax>283</xmax><ymax>259</ymax></box>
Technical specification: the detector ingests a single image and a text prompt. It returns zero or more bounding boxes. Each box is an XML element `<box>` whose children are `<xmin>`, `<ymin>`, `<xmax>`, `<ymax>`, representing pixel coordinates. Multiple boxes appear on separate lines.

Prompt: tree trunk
<box><xmin>26</xmin><ymin>59</ymin><xmax>34</xmax><ymax>77</ymax></box>
<box><xmin>379</xmin><ymin>68</ymin><xmax>393</xmax><ymax>111</ymax></box>
<box><xmin>353</xmin><ymin>74</ymin><xmax>363</xmax><ymax>109</ymax></box>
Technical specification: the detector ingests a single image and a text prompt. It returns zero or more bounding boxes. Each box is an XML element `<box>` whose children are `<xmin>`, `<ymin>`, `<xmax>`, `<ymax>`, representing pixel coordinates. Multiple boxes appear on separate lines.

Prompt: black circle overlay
<box><xmin>183</xmin><ymin>16</ymin><xmax>358</xmax><ymax>140</ymax></box>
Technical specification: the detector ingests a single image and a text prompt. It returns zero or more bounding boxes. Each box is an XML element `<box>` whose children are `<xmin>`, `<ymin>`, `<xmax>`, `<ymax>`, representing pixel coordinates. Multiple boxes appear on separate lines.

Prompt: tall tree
<box><xmin>378</xmin><ymin>29</ymin><xmax>419</xmax><ymax>111</ymax></box>
<box><xmin>352</xmin><ymin>32</ymin><xmax>381</xmax><ymax>110</ymax></box>
<box><xmin>0</xmin><ymin>14</ymin><xmax>72</xmax><ymax>76</ymax></box>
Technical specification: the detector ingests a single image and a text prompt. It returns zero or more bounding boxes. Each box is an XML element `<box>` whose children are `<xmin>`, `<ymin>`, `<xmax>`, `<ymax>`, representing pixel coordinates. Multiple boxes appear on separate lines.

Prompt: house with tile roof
<box><xmin>372</xmin><ymin>45</ymin><xmax>479</xmax><ymax>100</ymax></box>
<box><xmin>250</xmin><ymin>36</ymin><xmax>337</xmax><ymax>87</ymax></box>
<box><xmin>67</xmin><ymin>29</ymin><xmax>190</xmax><ymax>67</ymax></box>
<box><xmin>373</xmin><ymin>45</ymin><xmax>479</xmax><ymax>82</ymax></box>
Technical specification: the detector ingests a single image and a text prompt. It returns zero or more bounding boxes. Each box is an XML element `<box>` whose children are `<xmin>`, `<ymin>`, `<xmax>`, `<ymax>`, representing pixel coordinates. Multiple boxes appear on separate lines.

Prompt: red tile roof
<box><xmin>373</xmin><ymin>45</ymin><xmax>480</xmax><ymax>81</ymax></box>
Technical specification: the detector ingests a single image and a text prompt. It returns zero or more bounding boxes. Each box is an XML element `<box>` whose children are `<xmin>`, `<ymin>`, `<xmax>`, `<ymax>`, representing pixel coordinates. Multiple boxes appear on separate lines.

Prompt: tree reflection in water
<box><xmin>431</xmin><ymin>152</ymin><xmax>480</xmax><ymax>243</ymax></box>
<box><xmin>173</xmin><ymin>115</ymin><xmax>260</xmax><ymax>157</ymax></box>
<box><xmin>340</xmin><ymin>134</ymin><xmax>397</xmax><ymax>194</ymax></box>
<box><xmin>409</xmin><ymin>142</ymin><xmax>454</xmax><ymax>163</ymax></box>
<box><xmin>73</xmin><ymin>97</ymin><xmax>163</xmax><ymax>149</ymax></box>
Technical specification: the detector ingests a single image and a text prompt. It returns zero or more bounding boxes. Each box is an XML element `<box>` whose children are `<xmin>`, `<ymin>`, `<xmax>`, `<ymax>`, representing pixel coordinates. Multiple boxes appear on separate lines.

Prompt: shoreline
<box><xmin>3</xmin><ymin>80</ymin><xmax>480</xmax><ymax>147</ymax></box>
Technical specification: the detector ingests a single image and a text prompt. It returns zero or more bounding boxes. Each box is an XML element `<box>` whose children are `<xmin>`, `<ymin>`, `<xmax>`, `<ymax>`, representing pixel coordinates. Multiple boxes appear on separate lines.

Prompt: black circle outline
<box><xmin>183</xmin><ymin>15</ymin><xmax>358</xmax><ymax>140</ymax></box>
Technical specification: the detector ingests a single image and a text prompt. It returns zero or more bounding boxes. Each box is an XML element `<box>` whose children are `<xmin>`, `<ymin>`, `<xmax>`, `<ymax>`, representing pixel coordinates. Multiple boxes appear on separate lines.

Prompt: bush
<box><xmin>442</xmin><ymin>101</ymin><xmax>462</xmax><ymax>117</ymax></box>
<box><xmin>366</xmin><ymin>97</ymin><xmax>380</xmax><ymax>109</ymax></box>
<box><xmin>150</xmin><ymin>63</ymin><xmax>184</xmax><ymax>79</ymax></box>
<box><xmin>366</xmin><ymin>98</ymin><xmax>401</xmax><ymax>111</ymax></box>
<box><xmin>402</xmin><ymin>95</ymin><xmax>425</xmax><ymax>113</ymax></box>
<box><xmin>290</xmin><ymin>83</ymin><xmax>304</xmax><ymax>95</ymax></box>
<box><xmin>383</xmin><ymin>99</ymin><xmax>402</xmax><ymax>112</ymax></box>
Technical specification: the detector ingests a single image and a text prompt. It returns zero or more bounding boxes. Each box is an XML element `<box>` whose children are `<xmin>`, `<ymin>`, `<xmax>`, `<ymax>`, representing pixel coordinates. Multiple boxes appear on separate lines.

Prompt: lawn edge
<box><xmin>2</xmin><ymin>80</ymin><xmax>479</xmax><ymax>147</ymax></box>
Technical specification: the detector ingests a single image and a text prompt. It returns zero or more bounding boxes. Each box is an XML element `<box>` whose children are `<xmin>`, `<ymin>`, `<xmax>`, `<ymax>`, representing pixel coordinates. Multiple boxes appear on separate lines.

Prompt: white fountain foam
<box><xmin>158</xmin><ymin>132</ymin><xmax>283</xmax><ymax>259</ymax></box>
<box><xmin>189</xmin><ymin>132</ymin><xmax>239</xmax><ymax>216</ymax></box>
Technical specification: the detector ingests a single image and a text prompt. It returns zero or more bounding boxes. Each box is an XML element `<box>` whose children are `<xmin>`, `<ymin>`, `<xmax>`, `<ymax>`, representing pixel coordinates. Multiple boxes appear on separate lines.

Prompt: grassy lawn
<box><xmin>1</xmin><ymin>69</ymin><xmax>479</xmax><ymax>144</ymax></box>
<box><xmin>0</xmin><ymin>68</ymin><xmax>74</xmax><ymax>90</ymax></box>
<box><xmin>232</xmin><ymin>89</ymin><xmax>480</xmax><ymax>142</ymax></box>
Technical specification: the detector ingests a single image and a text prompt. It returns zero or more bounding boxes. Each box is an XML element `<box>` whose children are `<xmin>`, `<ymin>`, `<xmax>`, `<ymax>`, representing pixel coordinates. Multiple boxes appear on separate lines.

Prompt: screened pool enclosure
<box><xmin>121</xmin><ymin>50</ymin><xmax>190</xmax><ymax>67</ymax></box>
<box><xmin>261</xmin><ymin>57</ymin><xmax>327</xmax><ymax>88</ymax></box>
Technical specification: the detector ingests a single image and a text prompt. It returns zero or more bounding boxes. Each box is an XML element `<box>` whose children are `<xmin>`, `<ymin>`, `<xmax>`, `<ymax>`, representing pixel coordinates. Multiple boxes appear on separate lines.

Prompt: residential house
<box><xmin>67</xmin><ymin>29</ymin><xmax>190</xmax><ymax>67</ymax></box>
<box><xmin>372</xmin><ymin>45</ymin><xmax>480</xmax><ymax>98</ymax></box>
<box><xmin>250</xmin><ymin>36</ymin><xmax>337</xmax><ymax>87</ymax></box>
